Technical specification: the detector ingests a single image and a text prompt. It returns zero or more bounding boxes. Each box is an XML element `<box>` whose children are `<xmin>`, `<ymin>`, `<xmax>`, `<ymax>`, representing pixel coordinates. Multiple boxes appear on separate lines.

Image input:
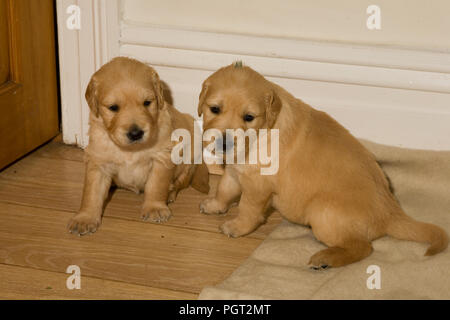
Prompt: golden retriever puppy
<box><xmin>68</xmin><ymin>57</ymin><xmax>209</xmax><ymax>235</ymax></box>
<box><xmin>198</xmin><ymin>62</ymin><xmax>448</xmax><ymax>268</ymax></box>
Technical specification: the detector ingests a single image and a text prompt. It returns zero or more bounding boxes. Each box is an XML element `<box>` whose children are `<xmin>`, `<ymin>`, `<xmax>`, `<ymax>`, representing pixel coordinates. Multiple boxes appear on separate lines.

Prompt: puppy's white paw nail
<box><xmin>199</xmin><ymin>204</ymin><xmax>210</xmax><ymax>214</ymax></box>
<box><xmin>199</xmin><ymin>202</ymin><xmax>208</xmax><ymax>214</ymax></box>
<box><xmin>167</xmin><ymin>191</ymin><xmax>177</xmax><ymax>204</ymax></box>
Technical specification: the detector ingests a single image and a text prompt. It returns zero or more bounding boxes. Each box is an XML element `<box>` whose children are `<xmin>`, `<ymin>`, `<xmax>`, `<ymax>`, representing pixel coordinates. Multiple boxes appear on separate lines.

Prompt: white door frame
<box><xmin>56</xmin><ymin>0</ymin><xmax>120</xmax><ymax>148</ymax></box>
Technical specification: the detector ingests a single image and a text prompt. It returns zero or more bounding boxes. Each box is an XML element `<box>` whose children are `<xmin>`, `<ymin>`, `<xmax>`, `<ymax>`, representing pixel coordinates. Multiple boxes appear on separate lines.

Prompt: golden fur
<box><xmin>198</xmin><ymin>63</ymin><xmax>448</xmax><ymax>268</ymax></box>
<box><xmin>68</xmin><ymin>57</ymin><xmax>209</xmax><ymax>235</ymax></box>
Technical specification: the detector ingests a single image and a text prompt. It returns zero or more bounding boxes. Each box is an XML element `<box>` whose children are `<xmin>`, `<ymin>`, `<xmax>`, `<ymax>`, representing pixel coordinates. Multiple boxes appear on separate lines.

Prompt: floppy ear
<box><xmin>150</xmin><ymin>69</ymin><xmax>165</xmax><ymax>109</ymax></box>
<box><xmin>85</xmin><ymin>76</ymin><xmax>99</xmax><ymax>117</ymax></box>
<box><xmin>265</xmin><ymin>90</ymin><xmax>282</xmax><ymax>128</ymax></box>
<box><xmin>197</xmin><ymin>83</ymin><xmax>209</xmax><ymax>117</ymax></box>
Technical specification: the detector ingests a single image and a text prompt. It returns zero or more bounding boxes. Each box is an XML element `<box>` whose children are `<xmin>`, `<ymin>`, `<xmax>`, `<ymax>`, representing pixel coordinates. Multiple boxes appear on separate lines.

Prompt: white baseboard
<box><xmin>119</xmin><ymin>24</ymin><xmax>450</xmax><ymax>150</ymax></box>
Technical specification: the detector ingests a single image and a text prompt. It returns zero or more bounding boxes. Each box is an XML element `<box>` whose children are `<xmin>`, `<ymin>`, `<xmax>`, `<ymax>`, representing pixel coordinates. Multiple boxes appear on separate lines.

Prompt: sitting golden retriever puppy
<box><xmin>198</xmin><ymin>62</ymin><xmax>448</xmax><ymax>268</ymax></box>
<box><xmin>68</xmin><ymin>57</ymin><xmax>209</xmax><ymax>235</ymax></box>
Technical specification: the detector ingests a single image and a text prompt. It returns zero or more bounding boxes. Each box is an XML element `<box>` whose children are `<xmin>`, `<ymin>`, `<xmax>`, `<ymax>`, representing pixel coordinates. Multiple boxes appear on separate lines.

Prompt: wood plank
<box><xmin>0</xmin><ymin>150</ymin><xmax>282</xmax><ymax>239</ymax></box>
<box><xmin>0</xmin><ymin>154</ymin><xmax>85</xmax><ymax>185</ymax></box>
<box><xmin>0</xmin><ymin>264</ymin><xmax>196</xmax><ymax>299</ymax></box>
<box><xmin>0</xmin><ymin>202</ymin><xmax>261</xmax><ymax>294</ymax></box>
<box><xmin>33</xmin><ymin>141</ymin><xmax>85</xmax><ymax>163</ymax></box>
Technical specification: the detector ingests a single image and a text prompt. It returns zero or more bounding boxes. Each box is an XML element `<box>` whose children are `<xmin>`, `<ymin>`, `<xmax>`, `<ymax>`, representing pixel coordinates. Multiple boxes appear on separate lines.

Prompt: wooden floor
<box><xmin>0</xmin><ymin>138</ymin><xmax>282</xmax><ymax>299</ymax></box>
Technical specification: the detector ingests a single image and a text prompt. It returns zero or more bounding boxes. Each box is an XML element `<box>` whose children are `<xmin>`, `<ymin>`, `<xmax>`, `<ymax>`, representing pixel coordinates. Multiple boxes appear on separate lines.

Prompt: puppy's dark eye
<box><xmin>143</xmin><ymin>100</ymin><xmax>151</xmax><ymax>107</ymax></box>
<box><xmin>210</xmin><ymin>106</ymin><xmax>221</xmax><ymax>114</ymax></box>
<box><xmin>243</xmin><ymin>114</ymin><xmax>254</xmax><ymax>122</ymax></box>
<box><xmin>108</xmin><ymin>104</ymin><xmax>119</xmax><ymax>112</ymax></box>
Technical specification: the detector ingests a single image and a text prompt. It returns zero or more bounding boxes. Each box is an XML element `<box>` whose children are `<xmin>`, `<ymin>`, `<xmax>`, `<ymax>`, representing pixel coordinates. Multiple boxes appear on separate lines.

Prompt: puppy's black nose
<box><xmin>222</xmin><ymin>137</ymin><xmax>228</xmax><ymax>152</ymax></box>
<box><xmin>127</xmin><ymin>125</ymin><xmax>144</xmax><ymax>142</ymax></box>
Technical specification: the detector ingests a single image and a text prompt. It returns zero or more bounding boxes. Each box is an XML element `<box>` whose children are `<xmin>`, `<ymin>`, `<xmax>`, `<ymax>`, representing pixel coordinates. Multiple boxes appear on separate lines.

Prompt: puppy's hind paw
<box><xmin>308</xmin><ymin>249</ymin><xmax>335</xmax><ymax>270</ymax></box>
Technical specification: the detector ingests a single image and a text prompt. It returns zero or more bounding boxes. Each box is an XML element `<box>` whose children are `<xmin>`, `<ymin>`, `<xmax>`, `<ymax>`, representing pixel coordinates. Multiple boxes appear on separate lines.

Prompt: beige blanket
<box><xmin>198</xmin><ymin>140</ymin><xmax>450</xmax><ymax>300</ymax></box>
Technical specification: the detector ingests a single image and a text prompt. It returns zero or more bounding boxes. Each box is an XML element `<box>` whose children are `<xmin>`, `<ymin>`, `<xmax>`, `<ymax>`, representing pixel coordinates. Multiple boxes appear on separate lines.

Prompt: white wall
<box><xmin>122</xmin><ymin>0</ymin><xmax>450</xmax><ymax>53</ymax></box>
<box><xmin>117</xmin><ymin>0</ymin><xmax>450</xmax><ymax>150</ymax></box>
<box><xmin>58</xmin><ymin>0</ymin><xmax>450</xmax><ymax>150</ymax></box>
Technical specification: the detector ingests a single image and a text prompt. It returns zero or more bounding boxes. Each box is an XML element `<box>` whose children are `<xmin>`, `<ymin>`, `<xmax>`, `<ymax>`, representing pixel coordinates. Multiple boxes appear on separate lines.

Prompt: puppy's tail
<box><xmin>190</xmin><ymin>163</ymin><xmax>210</xmax><ymax>194</ymax></box>
<box><xmin>386</xmin><ymin>211</ymin><xmax>448</xmax><ymax>256</ymax></box>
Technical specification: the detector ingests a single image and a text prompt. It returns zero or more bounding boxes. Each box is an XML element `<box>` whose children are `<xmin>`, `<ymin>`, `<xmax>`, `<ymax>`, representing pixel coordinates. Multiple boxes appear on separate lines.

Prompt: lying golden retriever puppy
<box><xmin>198</xmin><ymin>62</ymin><xmax>448</xmax><ymax>268</ymax></box>
<box><xmin>68</xmin><ymin>57</ymin><xmax>209</xmax><ymax>235</ymax></box>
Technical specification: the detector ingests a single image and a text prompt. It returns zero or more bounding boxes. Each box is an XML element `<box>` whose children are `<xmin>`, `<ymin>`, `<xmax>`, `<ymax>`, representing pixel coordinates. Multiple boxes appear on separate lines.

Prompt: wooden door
<box><xmin>0</xmin><ymin>0</ymin><xmax>59</xmax><ymax>170</ymax></box>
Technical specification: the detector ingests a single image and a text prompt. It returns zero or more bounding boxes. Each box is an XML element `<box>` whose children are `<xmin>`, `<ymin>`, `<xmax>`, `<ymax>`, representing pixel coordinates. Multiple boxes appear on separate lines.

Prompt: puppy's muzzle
<box><xmin>127</xmin><ymin>124</ymin><xmax>144</xmax><ymax>142</ymax></box>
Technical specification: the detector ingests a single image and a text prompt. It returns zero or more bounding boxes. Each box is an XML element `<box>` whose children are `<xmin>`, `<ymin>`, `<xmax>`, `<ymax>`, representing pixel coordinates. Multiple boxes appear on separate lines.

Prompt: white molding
<box><xmin>121</xmin><ymin>24</ymin><xmax>450</xmax><ymax>94</ymax></box>
<box><xmin>118</xmin><ymin>25</ymin><xmax>450</xmax><ymax>150</ymax></box>
<box><xmin>57</xmin><ymin>0</ymin><xmax>120</xmax><ymax>148</ymax></box>
<box><xmin>122</xmin><ymin>44</ymin><xmax>450</xmax><ymax>94</ymax></box>
<box><xmin>121</xmin><ymin>24</ymin><xmax>450</xmax><ymax>73</ymax></box>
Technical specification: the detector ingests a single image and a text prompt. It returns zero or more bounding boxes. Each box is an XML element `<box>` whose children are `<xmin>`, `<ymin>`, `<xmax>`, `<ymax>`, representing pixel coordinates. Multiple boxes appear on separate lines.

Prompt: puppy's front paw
<box><xmin>141</xmin><ymin>204</ymin><xmax>172</xmax><ymax>223</ymax></box>
<box><xmin>219</xmin><ymin>219</ymin><xmax>247</xmax><ymax>238</ymax></box>
<box><xmin>67</xmin><ymin>212</ymin><xmax>101</xmax><ymax>236</ymax></box>
<box><xmin>199</xmin><ymin>198</ymin><xmax>229</xmax><ymax>215</ymax></box>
